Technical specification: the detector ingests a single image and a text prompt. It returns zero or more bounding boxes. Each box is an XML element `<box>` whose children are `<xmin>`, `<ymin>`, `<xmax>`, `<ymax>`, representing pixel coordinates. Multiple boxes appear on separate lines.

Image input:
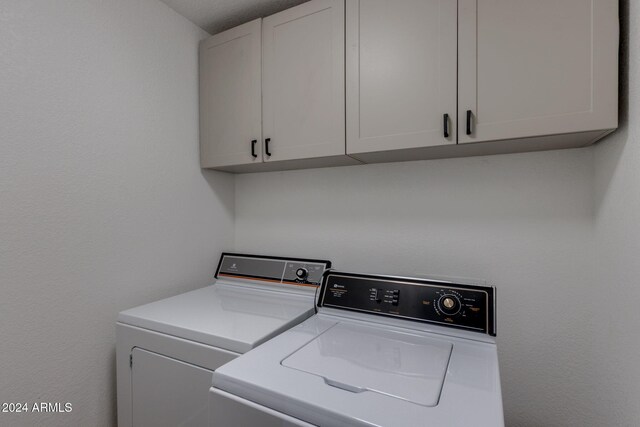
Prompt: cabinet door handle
<box><xmin>265</xmin><ymin>138</ymin><xmax>272</xmax><ymax>157</ymax></box>
<box><xmin>466</xmin><ymin>110</ymin><xmax>473</xmax><ymax>135</ymax></box>
<box><xmin>443</xmin><ymin>113</ymin><xmax>450</xmax><ymax>138</ymax></box>
<box><xmin>251</xmin><ymin>139</ymin><xmax>257</xmax><ymax>158</ymax></box>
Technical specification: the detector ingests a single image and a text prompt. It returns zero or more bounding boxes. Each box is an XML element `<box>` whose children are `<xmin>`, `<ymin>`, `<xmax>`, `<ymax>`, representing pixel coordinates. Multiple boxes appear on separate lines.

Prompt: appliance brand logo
<box><xmin>333</xmin><ymin>283</ymin><xmax>345</xmax><ymax>289</ymax></box>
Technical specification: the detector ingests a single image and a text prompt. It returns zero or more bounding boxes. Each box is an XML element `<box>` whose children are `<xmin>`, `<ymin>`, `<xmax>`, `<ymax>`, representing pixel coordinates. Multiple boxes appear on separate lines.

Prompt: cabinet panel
<box><xmin>458</xmin><ymin>0</ymin><xmax>618</xmax><ymax>144</ymax></box>
<box><xmin>200</xmin><ymin>19</ymin><xmax>262</xmax><ymax>168</ymax></box>
<box><xmin>262</xmin><ymin>0</ymin><xmax>345</xmax><ymax>162</ymax></box>
<box><xmin>346</xmin><ymin>0</ymin><xmax>457</xmax><ymax>156</ymax></box>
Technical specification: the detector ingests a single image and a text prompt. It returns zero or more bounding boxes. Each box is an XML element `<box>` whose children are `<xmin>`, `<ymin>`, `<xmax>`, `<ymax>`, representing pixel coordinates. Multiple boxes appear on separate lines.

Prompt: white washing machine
<box><xmin>210</xmin><ymin>271</ymin><xmax>503</xmax><ymax>427</ymax></box>
<box><xmin>116</xmin><ymin>253</ymin><xmax>331</xmax><ymax>427</ymax></box>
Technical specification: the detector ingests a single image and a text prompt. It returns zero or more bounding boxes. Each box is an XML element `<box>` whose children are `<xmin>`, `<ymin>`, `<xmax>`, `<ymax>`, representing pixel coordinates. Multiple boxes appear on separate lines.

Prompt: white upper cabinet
<box><xmin>200</xmin><ymin>0</ymin><xmax>618</xmax><ymax>171</ymax></box>
<box><xmin>346</xmin><ymin>0</ymin><xmax>458</xmax><ymax>157</ymax></box>
<box><xmin>199</xmin><ymin>19</ymin><xmax>262</xmax><ymax>168</ymax></box>
<box><xmin>262</xmin><ymin>0</ymin><xmax>346</xmax><ymax>163</ymax></box>
<box><xmin>458</xmin><ymin>0</ymin><xmax>618</xmax><ymax>144</ymax></box>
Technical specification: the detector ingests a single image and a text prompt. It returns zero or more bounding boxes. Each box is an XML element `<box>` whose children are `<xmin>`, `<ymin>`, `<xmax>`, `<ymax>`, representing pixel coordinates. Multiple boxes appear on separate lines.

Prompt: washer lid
<box><xmin>282</xmin><ymin>322</ymin><xmax>452</xmax><ymax>407</ymax></box>
<box><xmin>117</xmin><ymin>284</ymin><xmax>315</xmax><ymax>354</ymax></box>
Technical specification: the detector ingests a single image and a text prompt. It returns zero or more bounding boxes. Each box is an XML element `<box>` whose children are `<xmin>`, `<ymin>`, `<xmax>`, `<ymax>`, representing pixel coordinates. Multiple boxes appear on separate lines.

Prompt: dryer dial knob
<box><xmin>295</xmin><ymin>268</ymin><xmax>309</xmax><ymax>280</ymax></box>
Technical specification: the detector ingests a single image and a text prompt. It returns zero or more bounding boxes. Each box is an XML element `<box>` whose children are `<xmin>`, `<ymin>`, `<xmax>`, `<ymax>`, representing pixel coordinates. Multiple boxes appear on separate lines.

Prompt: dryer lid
<box><xmin>281</xmin><ymin>322</ymin><xmax>452</xmax><ymax>407</ymax></box>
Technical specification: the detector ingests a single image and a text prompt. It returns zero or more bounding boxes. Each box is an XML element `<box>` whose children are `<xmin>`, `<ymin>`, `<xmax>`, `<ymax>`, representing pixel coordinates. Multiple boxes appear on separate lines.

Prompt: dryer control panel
<box><xmin>216</xmin><ymin>253</ymin><xmax>331</xmax><ymax>287</ymax></box>
<box><xmin>319</xmin><ymin>272</ymin><xmax>496</xmax><ymax>336</ymax></box>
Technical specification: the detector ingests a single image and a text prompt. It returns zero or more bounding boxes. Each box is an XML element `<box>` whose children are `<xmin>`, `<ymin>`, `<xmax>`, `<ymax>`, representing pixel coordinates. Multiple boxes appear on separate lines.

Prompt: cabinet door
<box><xmin>200</xmin><ymin>19</ymin><xmax>262</xmax><ymax>168</ymax></box>
<box><xmin>346</xmin><ymin>0</ymin><xmax>458</xmax><ymax>155</ymax></box>
<box><xmin>262</xmin><ymin>0</ymin><xmax>345</xmax><ymax>162</ymax></box>
<box><xmin>458</xmin><ymin>0</ymin><xmax>618</xmax><ymax>144</ymax></box>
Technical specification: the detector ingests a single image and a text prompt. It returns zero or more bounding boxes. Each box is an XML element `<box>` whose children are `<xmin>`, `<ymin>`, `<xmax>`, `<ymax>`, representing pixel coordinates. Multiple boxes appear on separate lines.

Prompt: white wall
<box><xmin>235</xmin><ymin>4</ymin><xmax>636</xmax><ymax>426</ymax></box>
<box><xmin>0</xmin><ymin>1</ymin><xmax>233</xmax><ymax>426</ymax></box>
<box><xmin>589</xmin><ymin>1</ymin><xmax>640</xmax><ymax>425</ymax></box>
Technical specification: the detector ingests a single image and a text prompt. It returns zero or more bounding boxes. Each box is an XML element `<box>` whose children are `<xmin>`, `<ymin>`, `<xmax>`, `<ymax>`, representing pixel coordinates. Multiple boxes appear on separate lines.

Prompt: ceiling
<box><xmin>159</xmin><ymin>0</ymin><xmax>310</xmax><ymax>34</ymax></box>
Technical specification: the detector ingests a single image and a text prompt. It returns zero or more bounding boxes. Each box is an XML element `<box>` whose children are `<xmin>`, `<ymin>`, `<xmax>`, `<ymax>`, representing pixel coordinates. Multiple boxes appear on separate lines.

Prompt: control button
<box><xmin>443</xmin><ymin>297</ymin><xmax>455</xmax><ymax>309</ymax></box>
<box><xmin>295</xmin><ymin>268</ymin><xmax>308</xmax><ymax>280</ymax></box>
<box><xmin>391</xmin><ymin>290</ymin><xmax>400</xmax><ymax>306</ymax></box>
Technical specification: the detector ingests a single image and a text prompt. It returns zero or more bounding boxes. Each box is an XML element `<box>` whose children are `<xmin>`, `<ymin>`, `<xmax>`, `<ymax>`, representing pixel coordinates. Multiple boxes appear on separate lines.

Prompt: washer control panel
<box><xmin>319</xmin><ymin>272</ymin><xmax>496</xmax><ymax>335</ymax></box>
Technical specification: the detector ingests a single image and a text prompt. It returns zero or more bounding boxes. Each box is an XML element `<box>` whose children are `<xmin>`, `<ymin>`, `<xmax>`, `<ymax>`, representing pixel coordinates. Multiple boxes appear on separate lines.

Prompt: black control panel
<box><xmin>215</xmin><ymin>253</ymin><xmax>331</xmax><ymax>287</ymax></box>
<box><xmin>319</xmin><ymin>272</ymin><xmax>496</xmax><ymax>336</ymax></box>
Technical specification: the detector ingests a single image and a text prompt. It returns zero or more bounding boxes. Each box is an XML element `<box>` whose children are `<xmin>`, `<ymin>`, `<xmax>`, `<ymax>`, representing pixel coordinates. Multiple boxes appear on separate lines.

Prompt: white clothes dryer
<box><xmin>116</xmin><ymin>253</ymin><xmax>331</xmax><ymax>427</ymax></box>
<box><xmin>210</xmin><ymin>271</ymin><xmax>503</xmax><ymax>427</ymax></box>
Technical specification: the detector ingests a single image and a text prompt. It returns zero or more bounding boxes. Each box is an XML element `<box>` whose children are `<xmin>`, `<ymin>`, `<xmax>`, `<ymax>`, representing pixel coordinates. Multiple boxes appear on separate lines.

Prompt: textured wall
<box><xmin>234</xmin><ymin>4</ymin><xmax>636</xmax><ymax>426</ymax></box>
<box><xmin>0</xmin><ymin>1</ymin><xmax>233</xmax><ymax>426</ymax></box>
<box><xmin>590</xmin><ymin>0</ymin><xmax>640</xmax><ymax>425</ymax></box>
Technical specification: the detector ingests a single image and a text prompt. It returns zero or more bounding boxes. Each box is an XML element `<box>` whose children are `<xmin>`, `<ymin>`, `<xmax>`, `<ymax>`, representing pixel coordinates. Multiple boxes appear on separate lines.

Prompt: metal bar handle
<box><xmin>265</xmin><ymin>138</ymin><xmax>272</xmax><ymax>156</ymax></box>
<box><xmin>466</xmin><ymin>110</ymin><xmax>473</xmax><ymax>135</ymax></box>
<box><xmin>443</xmin><ymin>113</ymin><xmax>450</xmax><ymax>138</ymax></box>
<box><xmin>251</xmin><ymin>139</ymin><xmax>257</xmax><ymax>158</ymax></box>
